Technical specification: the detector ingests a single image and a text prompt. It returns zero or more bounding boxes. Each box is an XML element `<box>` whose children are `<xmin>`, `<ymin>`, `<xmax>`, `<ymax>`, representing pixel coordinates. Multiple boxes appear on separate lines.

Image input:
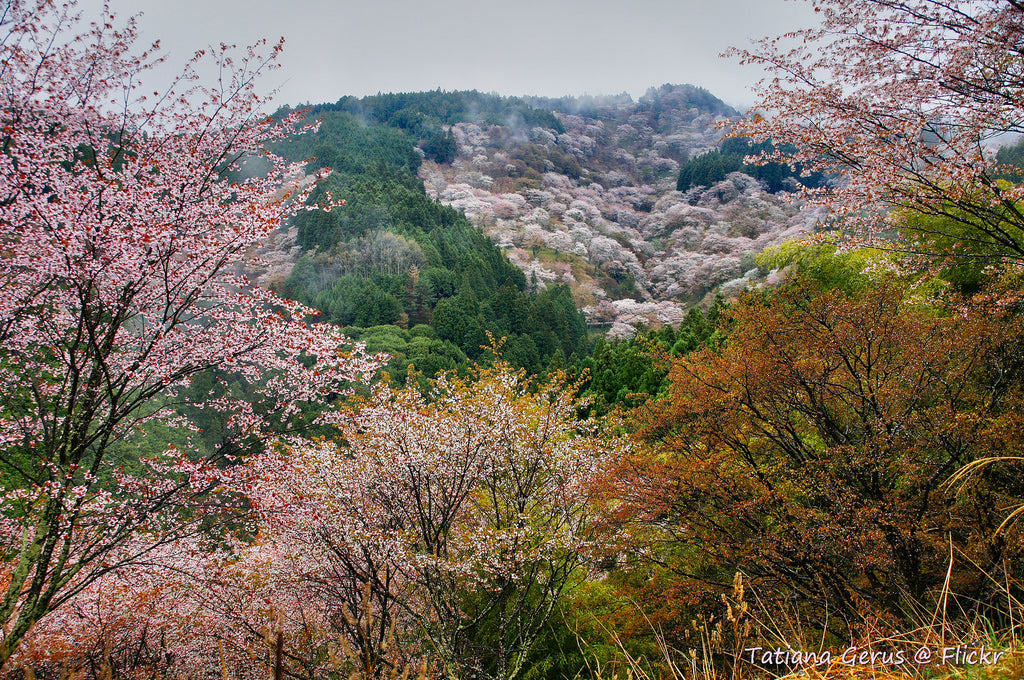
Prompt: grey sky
<box><xmin>89</xmin><ymin>0</ymin><xmax>818</xmax><ymax>110</ymax></box>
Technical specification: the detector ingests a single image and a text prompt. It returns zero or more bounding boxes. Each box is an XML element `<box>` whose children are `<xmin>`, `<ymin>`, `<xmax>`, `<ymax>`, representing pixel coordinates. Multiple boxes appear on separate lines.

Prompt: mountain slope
<box><xmin>259</xmin><ymin>85</ymin><xmax>823</xmax><ymax>359</ymax></box>
<box><xmin>418</xmin><ymin>84</ymin><xmax>823</xmax><ymax>336</ymax></box>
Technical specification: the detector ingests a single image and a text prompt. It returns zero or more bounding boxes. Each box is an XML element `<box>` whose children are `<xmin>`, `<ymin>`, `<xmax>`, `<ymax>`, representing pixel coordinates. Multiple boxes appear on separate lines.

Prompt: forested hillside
<box><xmin>254</xmin><ymin>85</ymin><xmax>824</xmax><ymax>351</ymax></box>
<box><xmin>263</xmin><ymin>100</ymin><xmax>588</xmax><ymax>377</ymax></box>
<box><xmin>417</xmin><ymin>84</ymin><xmax>826</xmax><ymax>333</ymax></box>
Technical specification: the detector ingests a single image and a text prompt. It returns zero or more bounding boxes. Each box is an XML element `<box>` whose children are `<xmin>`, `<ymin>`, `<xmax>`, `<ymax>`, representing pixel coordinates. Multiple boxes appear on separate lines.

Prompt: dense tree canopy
<box><xmin>270</xmin><ymin>108</ymin><xmax>591</xmax><ymax>373</ymax></box>
<box><xmin>677</xmin><ymin>137</ymin><xmax>825</xmax><ymax>193</ymax></box>
<box><xmin>608</xmin><ymin>279</ymin><xmax>1024</xmax><ymax>635</ymax></box>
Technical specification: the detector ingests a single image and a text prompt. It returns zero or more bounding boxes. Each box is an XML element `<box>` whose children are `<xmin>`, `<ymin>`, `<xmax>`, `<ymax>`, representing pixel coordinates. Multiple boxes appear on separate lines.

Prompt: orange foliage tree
<box><xmin>606</xmin><ymin>279</ymin><xmax>1024</xmax><ymax>635</ymax></box>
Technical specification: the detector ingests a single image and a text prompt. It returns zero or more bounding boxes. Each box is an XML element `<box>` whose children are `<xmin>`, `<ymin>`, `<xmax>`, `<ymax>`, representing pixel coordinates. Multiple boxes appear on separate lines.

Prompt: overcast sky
<box><xmin>84</xmin><ymin>0</ymin><xmax>819</xmax><ymax>110</ymax></box>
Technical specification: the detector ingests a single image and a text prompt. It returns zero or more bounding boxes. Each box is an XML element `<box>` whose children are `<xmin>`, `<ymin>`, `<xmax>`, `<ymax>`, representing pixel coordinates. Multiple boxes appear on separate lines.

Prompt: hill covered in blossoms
<box><xmin>417</xmin><ymin>84</ymin><xmax>825</xmax><ymax>335</ymax></box>
<box><xmin>261</xmin><ymin>85</ymin><xmax>824</xmax><ymax>344</ymax></box>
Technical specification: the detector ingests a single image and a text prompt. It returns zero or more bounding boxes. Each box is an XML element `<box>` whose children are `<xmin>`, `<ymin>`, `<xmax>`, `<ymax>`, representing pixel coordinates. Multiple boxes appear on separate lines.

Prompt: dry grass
<box><xmin>576</xmin><ymin>563</ymin><xmax>1024</xmax><ymax>680</ymax></box>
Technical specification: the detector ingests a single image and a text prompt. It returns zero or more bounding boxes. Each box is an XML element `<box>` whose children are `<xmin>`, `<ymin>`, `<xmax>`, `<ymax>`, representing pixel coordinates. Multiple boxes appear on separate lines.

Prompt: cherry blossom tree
<box><xmin>0</xmin><ymin>0</ymin><xmax>379</xmax><ymax>666</ymax></box>
<box><xmin>731</xmin><ymin>0</ymin><xmax>1024</xmax><ymax>269</ymax></box>
<box><xmin>247</xmin><ymin>359</ymin><xmax>609</xmax><ymax>680</ymax></box>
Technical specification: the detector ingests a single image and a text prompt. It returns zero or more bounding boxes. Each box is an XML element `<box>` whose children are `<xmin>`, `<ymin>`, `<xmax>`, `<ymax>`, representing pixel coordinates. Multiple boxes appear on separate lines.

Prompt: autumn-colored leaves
<box><xmin>606</xmin><ymin>280</ymin><xmax>1024</xmax><ymax>636</ymax></box>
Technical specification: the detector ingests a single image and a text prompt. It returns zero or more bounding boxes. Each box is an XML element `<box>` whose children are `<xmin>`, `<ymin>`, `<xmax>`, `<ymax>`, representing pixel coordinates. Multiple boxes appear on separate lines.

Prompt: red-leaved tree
<box><xmin>0</xmin><ymin>0</ymin><xmax>380</xmax><ymax>666</ymax></box>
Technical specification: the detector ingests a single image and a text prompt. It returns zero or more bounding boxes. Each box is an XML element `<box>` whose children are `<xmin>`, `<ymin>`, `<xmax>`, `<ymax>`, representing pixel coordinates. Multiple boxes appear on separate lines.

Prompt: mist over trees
<box><xmin>413</xmin><ymin>85</ymin><xmax>827</xmax><ymax>336</ymax></box>
<box><xmin>264</xmin><ymin>105</ymin><xmax>590</xmax><ymax>376</ymax></box>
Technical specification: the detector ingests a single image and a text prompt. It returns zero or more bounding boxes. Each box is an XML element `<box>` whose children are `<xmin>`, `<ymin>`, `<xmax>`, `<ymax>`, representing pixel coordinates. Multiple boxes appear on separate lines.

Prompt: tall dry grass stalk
<box><xmin>577</xmin><ymin>566</ymin><xmax>1024</xmax><ymax>680</ymax></box>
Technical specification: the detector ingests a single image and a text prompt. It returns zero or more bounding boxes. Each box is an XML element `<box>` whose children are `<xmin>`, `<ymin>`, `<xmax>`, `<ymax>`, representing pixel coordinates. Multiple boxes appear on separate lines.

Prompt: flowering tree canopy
<box><xmin>731</xmin><ymin>0</ymin><xmax>1024</xmax><ymax>268</ymax></box>
<box><xmin>0</xmin><ymin>0</ymin><xmax>379</xmax><ymax>665</ymax></box>
<box><xmin>247</xmin><ymin>359</ymin><xmax>609</xmax><ymax>680</ymax></box>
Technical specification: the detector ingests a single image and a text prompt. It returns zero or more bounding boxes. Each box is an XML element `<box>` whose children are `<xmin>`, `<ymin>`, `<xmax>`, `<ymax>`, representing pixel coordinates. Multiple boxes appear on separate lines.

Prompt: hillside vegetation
<box><xmin>257</xmin><ymin>85</ymin><xmax>824</xmax><ymax>352</ymax></box>
<box><xmin>264</xmin><ymin>99</ymin><xmax>589</xmax><ymax>377</ymax></box>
